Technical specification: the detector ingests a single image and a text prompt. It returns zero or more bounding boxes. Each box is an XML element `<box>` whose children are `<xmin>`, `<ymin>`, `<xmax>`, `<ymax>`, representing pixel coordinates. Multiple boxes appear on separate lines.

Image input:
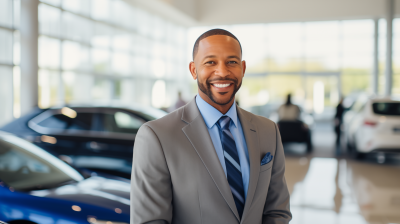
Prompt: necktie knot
<box><xmin>218</xmin><ymin>116</ymin><xmax>231</xmax><ymax>130</ymax></box>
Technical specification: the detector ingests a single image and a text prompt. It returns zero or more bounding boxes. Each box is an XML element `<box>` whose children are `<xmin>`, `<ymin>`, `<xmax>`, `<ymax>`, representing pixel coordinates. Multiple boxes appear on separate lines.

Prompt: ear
<box><xmin>189</xmin><ymin>61</ymin><xmax>197</xmax><ymax>80</ymax></box>
<box><xmin>242</xmin><ymin>60</ymin><xmax>246</xmax><ymax>77</ymax></box>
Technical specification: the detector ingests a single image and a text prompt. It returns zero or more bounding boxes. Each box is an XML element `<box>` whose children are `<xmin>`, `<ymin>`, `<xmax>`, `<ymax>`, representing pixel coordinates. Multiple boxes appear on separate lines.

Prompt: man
<box><xmin>334</xmin><ymin>97</ymin><xmax>345</xmax><ymax>153</ymax></box>
<box><xmin>276</xmin><ymin>94</ymin><xmax>312</xmax><ymax>152</ymax></box>
<box><xmin>131</xmin><ymin>29</ymin><xmax>292</xmax><ymax>224</ymax></box>
<box><xmin>168</xmin><ymin>91</ymin><xmax>187</xmax><ymax>112</ymax></box>
<box><xmin>277</xmin><ymin>94</ymin><xmax>301</xmax><ymax>121</ymax></box>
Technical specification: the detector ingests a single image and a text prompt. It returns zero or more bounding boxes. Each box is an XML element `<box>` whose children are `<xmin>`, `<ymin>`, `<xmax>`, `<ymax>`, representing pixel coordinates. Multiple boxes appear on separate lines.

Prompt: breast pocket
<box><xmin>260</xmin><ymin>161</ymin><xmax>273</xmax><ymax>173</ymax></box>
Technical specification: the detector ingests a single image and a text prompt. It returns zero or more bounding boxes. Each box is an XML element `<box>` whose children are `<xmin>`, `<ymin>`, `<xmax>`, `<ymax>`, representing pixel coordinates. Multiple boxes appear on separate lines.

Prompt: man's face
<box><xmin>190</xmin><ymin>35</ymin><xmax>246</xmax><ymax>106</ymax></box>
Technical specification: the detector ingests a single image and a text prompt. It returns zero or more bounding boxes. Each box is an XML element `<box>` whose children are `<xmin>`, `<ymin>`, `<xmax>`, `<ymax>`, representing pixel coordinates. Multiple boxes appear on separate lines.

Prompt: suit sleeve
<box><xmin>131</xmin><ymin>124</ymin><xmax>172</xmax><ymax>224</ymax></box>
<box><xmin>262</xmin><ymin>123</ymin><xmax>292</xmax><ymax>224</ymax></box>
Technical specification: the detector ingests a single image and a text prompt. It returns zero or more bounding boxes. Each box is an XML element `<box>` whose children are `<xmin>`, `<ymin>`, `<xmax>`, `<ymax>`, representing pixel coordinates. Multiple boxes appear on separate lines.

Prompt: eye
<box><xmin>205</xmin><ymin>61</ymin><xmax>215</xmax><ymax>65</ymax></box>
<box><xmin>228</xmin><ymin>61</ymin><xmax>238</xmax><ymax>64</ymax></box>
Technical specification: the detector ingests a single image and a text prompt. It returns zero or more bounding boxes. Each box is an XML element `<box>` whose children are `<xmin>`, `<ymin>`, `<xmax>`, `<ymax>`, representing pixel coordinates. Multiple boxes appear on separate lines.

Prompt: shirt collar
<box><xmin>195</xmin><ymin>94</ymin><xmax>238</xmax><ymax>129</ymax></box>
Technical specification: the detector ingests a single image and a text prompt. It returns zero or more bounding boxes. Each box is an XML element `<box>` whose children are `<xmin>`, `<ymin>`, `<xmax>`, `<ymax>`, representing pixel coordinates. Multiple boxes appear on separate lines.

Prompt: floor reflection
<box><xmin>285</xmin><ymin>157</ymin><xmax>310</xmax><ymax>194</ymax></box>
<box><xmin>282</xmin><ymin>121</ymin><xmax>400</xmax><ymax>224</ymax></box>
<box><xmin>347</xmin><ymin>161</ymin><xmax>400</xmax><ymax>223</ymax></box>
<box><xmin>285</xmin><ymin>155</ymin><xmax>400</xmax><ymax>224</ymax></box>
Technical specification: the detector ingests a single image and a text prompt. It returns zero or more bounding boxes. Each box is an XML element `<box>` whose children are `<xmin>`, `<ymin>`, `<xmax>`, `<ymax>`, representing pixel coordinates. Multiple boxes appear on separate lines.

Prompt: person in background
<box><xmin>334</xmin><ymin>98</ymin><xmax>345</xmax><ymax>152</ymax></box>
<box><xmin>277</xmin><ymin>94</ymin><xmax>301</xmax><ymax>121</ymax></box>
<box><xmin>168</xmin><ymin>91</ymin><xmax>187</xmax><ymax>112</ymax></box>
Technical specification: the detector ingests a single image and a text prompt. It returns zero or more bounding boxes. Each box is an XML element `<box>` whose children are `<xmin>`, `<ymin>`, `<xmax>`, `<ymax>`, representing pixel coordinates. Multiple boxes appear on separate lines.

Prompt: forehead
<box><xmin>197</xmin><ymin>35</ymin><xmax>241</xmax><ymax>57</ymax></box>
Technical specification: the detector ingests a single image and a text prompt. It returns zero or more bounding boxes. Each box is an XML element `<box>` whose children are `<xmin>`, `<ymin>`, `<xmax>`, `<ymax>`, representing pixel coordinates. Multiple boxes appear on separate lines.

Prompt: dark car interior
<box><xmin>277</xmin><ymin>120</ymin><xmax>312</xmax><ymax>152</ymax></box>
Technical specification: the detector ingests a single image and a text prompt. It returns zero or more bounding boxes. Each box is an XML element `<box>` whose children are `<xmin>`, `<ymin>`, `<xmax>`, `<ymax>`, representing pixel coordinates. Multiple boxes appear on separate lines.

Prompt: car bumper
<box><xmin>360</xmin><ymin>134</ymin><xmax>400</xmax><ymax>153</ymax></box>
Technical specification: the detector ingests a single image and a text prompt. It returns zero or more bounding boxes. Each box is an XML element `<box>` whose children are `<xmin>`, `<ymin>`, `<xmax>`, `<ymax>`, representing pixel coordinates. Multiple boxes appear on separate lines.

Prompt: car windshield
<box><xmin>0</xmin><ymin>134</ymin><xmax>83</xmax><ymax>191</ymax></box>
<box><xmin>372</xmin><ymin>102</ymin><xmax>400</xmax><ymax>116</ymax></box>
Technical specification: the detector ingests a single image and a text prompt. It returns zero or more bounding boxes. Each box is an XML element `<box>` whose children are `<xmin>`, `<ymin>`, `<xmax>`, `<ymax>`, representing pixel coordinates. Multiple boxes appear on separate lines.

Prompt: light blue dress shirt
<box><xmin>195</xmin><ymin>95</ymin><xmax>250</xmax><ymax>199</ymax></box>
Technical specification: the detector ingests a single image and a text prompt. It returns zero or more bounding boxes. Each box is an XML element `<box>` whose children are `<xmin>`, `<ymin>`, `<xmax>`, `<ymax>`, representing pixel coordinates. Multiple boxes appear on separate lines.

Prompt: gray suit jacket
<box><xmin>131</xmin><ymin>98</ymin><xmax>291</xmax><ymax>224</ymax></box>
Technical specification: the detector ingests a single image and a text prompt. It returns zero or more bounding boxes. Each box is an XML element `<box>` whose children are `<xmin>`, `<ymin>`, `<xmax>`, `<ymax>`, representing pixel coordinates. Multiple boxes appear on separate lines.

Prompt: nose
<box><xmin>214</xmin><ymin>62</ymin><xmax>230</xmax><ymax>77</ymax></box>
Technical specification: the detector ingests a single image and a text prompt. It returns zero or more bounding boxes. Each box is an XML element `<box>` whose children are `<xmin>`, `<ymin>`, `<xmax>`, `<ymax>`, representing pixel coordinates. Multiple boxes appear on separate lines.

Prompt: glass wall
<box><xmin>0</xmin><ymin>0</ymin><xmax>19</xmax><ymax>126</ymax></box>
<box><xmin>38</xmin><ymin>0</ymin><xmax>188</xmax><ymax>109</ymax></box>
<box><xmin>393</xmin><ymin>19</ymin><xmax>400</xmax><ymax>96</ymax></box>
<box><xmin>189</xmin><ymin>19</ymin><xmax>400</xmax><ymax>115</ymax></box>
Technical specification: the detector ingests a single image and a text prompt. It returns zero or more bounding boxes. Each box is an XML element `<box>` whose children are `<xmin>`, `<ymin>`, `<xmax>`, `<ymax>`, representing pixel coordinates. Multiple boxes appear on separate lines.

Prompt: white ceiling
<box><xmin>134</xmin><ymin>0</ymin><xmax>400</xmax><ymax>27</ymax></box>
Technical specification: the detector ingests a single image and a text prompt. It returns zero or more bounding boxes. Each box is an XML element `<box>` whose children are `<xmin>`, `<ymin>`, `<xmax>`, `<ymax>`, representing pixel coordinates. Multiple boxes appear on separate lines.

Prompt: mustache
<box><xmin>197</xmin><ymin>75</ymin><xmax>242</xmax><ymax>106</ymax></box>
<box><xmin>206</xmin><ymin>77</ymin><xmax>238</xmax><ymax>84</ymax></box>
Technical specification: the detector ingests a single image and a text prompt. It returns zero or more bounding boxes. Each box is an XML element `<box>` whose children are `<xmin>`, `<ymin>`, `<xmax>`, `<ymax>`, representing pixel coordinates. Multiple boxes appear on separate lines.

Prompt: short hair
<box><xmin>192</xmin><ymin>28</ymin><xmax>242</xmax><ymax>60</ymax></box>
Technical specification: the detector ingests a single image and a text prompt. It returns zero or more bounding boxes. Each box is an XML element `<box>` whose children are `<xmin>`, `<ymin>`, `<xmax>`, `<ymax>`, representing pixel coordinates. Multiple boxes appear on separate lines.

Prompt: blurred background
<box><xmin>0</xmin><ymin>0</ymin><xmax>400</xmax><ymax>224</ymax></box>
<box><xmin>0</xmin><ymin>0</ymin><xmax>400</xmax><ymax>122</ymax></box>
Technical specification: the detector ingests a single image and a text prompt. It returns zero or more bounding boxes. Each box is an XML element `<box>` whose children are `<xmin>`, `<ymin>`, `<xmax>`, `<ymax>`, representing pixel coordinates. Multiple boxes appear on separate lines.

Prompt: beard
<box><xmin>197</xmin><ymin>76</ymin><xmax>242</xmax><ymax>106</ymax></box>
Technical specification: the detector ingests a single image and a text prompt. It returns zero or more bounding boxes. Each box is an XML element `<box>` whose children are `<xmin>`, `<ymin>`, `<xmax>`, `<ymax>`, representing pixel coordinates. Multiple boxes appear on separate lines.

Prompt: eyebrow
<box><xmin>202</xmin><ymin>55</ymin><xmax>241</xmax><ymax>60</ymax></box>
<box><xmin>203</xmin><ymin>55</ymin><xmax>217</xmax><ymax>60</ymax></box>
<box><xmin>227</xmin><ymin>55</ymin><xmax>241</xmax><ymax>60</ymax></box>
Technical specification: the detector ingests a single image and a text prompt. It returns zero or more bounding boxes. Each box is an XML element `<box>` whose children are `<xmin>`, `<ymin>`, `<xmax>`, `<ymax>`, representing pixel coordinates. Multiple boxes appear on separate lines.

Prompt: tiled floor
<box><xmin>284</xmin><ymin>122</ymin><xmax>400</xmax><ymax>224</ymax></box>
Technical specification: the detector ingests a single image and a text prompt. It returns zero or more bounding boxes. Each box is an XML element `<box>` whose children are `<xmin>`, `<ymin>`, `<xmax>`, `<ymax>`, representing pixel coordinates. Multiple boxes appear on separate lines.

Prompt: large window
<box><xmin>393</xmin><ymin>19</ymin><xmax>400</xmax><ymax>96</ymax></box>
<box><xmin>38</xmin><ymin>0</ymin><xmax>188</xmax><ymax>109</ymax></box>
<box><xmin>0</xmin><ymin>0</ymin><xmax>19</xmax><ymax>126</ymax></box>
<box><xmin>189</xmin><ymin>20</ymin><xmax>400</xmax><ymax>114</ymax></box>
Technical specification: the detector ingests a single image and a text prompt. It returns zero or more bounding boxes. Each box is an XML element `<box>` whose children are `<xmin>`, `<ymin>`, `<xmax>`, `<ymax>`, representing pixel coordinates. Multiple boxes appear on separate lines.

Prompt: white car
<box><xmin>344</xmin><ymin>95</ymin><xmax>400</xmax><ymax>158</ymax></box>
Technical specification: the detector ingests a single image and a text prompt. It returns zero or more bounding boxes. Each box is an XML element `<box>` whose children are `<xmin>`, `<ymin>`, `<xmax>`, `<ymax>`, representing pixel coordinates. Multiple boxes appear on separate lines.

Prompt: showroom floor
<box><xmin>284</xmin><ymin>122</ymin><xmax>400</xmax><ymax>224</ymax></box>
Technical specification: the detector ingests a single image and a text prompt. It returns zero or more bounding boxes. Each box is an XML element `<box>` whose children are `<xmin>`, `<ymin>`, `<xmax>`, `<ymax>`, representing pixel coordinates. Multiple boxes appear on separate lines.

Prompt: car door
<box><xmin>349</xmin><ymin>102</ymin><xmax>368</xmax><ymax>146</ymax></box>
<box><xmin>28</xmin><ymin>109</ymin><xmax>94</xmax><ymax>157</ymax></box>
<box><xmin>28</xmin><ymin>107</ymin><xmax>144</xmax><ymax>178</ymax></box>
<box><xmin>345</xmin><ymin>95</ymin><xmax>368</xmax><ymax>145</ymax></box>
<box><xmin>72</xmin><ymin>108</ymin><xmax>143</xmax><ymax>178</ymax></box>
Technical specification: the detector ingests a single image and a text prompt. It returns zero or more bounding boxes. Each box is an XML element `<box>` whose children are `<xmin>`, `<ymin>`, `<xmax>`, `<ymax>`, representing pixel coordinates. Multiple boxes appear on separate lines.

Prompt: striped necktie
<box><xmin>217</xmin><ymin>116</ymin><xmax>245</xmax><ymax>218</ymax></box>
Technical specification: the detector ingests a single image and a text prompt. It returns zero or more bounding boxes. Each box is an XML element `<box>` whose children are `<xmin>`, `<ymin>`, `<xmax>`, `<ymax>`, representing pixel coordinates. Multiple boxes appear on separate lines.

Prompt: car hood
<box><xmin>29</xmin><ymin>176</ymin><xmax>130</xmax><ymax>214</ymax></box>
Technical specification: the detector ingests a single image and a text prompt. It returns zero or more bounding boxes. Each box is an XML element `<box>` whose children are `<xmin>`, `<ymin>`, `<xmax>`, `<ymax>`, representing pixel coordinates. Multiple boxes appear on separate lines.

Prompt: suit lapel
<box><xmin>237</xmin><ymin>107</ymin><xmax>260</xmax><ymax>220</ymax></box>
<box><xmin>181</xmin><ymin>99</ymin><xmax>240</xmax><ymax>221</ymax></box>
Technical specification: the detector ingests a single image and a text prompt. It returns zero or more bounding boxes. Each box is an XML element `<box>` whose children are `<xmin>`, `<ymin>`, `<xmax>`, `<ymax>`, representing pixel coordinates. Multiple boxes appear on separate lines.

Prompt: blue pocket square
<box><xmin>261</xmin><ymin>152</ymin><xmax>273</xmax><ymax>166</ymax></box>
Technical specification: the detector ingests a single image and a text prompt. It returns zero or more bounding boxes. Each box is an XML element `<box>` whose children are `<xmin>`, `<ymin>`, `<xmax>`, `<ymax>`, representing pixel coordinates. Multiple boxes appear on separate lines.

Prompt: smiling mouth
<box><xmin>212</xmin><ymin>83</ymin><xmax>232</xmax><ymax>88</ymax></box>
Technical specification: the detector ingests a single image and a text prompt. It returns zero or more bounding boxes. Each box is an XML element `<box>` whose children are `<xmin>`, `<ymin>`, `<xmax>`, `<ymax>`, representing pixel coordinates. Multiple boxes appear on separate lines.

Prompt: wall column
<box><xmin>20</xmin><ymin>0</ymin><xmax>39</xmax><ymax>115</ymax></box>
<box><xmin>385</xmin><ymin>0</ymin><xmax>394</xmax><ymax>96</ymax></box>
<box><xmin>372</xmin><ymin>18</ymin><xmax>379</xmax><ymax>94</ymax></box>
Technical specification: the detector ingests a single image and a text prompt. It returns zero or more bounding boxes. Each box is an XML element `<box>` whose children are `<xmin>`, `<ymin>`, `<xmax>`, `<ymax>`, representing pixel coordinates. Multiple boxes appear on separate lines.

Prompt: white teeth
<box><xmin>214</xmin><ymin>83</ymin><xmax>230</xmax><ymax>88</ymax></box>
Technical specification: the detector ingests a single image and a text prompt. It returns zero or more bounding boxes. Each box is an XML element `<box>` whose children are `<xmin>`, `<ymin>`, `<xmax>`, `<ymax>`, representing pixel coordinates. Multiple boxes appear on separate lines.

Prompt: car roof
<box><xmin>45</xmin><ymin>103</ymin><xmax>168</xmax><ymax>119</ymax></box>
<box><xmin>369</xmin><ymin>96</ymin><xmax>400</xmax><ymax>103</ymax></box>
<box><xmin>48</xmin><ymin>102</ymin><xmax>154</xmax><ymax>111</ymax></box>
<box><xmin>0</xmin><ymin>130</ymin><xmax>15</xmax><ymax>138</ymax></box>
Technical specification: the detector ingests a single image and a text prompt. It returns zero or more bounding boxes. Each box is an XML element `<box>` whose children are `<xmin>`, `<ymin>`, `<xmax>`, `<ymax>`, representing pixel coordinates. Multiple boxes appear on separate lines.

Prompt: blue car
<box><xmin>0</xmin><ymin>131</ymin><xmax>130</xmax><ymax>224</ymax></box>
<box><xmin>0</xmin><ymin>105</ymin><xmax>167</xmax><ymax>179</ymax></box>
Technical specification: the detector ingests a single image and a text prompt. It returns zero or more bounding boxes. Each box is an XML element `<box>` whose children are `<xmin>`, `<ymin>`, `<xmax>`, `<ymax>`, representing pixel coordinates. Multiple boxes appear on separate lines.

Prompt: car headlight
<box><xmin>88</xmin><ymin>217</ymin><xmax>128</xmax><ymax>224</ymax></box>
